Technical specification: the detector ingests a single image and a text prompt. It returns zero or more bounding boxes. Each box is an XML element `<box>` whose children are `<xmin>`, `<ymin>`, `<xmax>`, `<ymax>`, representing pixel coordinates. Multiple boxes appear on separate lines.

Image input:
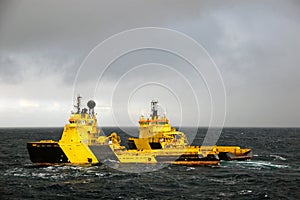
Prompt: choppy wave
<box><xmin>3</xmin><ymin>157</ymin><xmax>291</xmax><ymax>182</ymax></box>
<box><xmin>220</xmin><ymin>160</ymin><xmax>290</xmax><ymax>170</ymax></box>
<box><xmin>4</xmin><ymin>165</ymin><xmax>106</xmax><ymax>180</ymax></box>
<box><xmin>1</xmin><ymin>127</ymin><xmax>300</xmax><ymax>199</ymax></box>
<box><xmin>270</xmin><ymin>154</ymin><xmax>287</xmax><ymax>161</ymax></box>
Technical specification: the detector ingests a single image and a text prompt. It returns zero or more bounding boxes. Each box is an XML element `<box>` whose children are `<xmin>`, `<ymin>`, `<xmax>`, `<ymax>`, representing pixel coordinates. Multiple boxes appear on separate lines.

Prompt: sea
<box><xmin>1</xmin><ymin>127</ymin><xmax>299</xmax><ymax>199</ymax></box>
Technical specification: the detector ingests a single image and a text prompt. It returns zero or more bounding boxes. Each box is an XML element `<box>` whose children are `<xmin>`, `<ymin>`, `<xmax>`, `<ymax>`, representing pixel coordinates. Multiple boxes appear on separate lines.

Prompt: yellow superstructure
<box><xmin>58</xmin><ymin>112</ymin><xmax>99</xmax><ymax>164</ymax></box>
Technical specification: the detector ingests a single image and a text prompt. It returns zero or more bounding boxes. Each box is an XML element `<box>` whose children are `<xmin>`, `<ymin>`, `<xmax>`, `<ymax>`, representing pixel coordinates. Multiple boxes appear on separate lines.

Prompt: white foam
<box><xmin>186</xmin><ymin>167</ymin><xmax>195</xmax><ymax>171</ymax></box>
<box><xmin>220</xmin><ymin>160</ymin><xmax>290</xmax><ymax>169</ymax></box>
<box><xmin>237</xmin><ymin>160</ymin><xmax>290</xmax><ymax>169</ymax></box>
<box><xmin>270</xmin><ymin>154</ymin><xmax>287</xmax><ymax>161</ymax></box>
<box><xmin>239</xmin><ymin>190</ymin><xmax>252</xmax><ymax>195</ymax></box>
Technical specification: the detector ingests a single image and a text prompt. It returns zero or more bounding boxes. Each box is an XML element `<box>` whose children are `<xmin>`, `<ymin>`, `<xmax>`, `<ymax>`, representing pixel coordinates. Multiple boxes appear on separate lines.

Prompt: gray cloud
<box><xmin>0</xmin><ymin>0</ymin><xmax>299</xmax><ymax>127</ymax></box>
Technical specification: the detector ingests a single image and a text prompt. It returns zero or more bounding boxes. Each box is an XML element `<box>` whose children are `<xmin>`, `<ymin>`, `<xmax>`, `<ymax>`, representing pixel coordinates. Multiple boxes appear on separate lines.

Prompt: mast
<box><xmin>74</xmin><ymin>95</ymin><xmax>82</xmax><ymax>114</ymax></box>
<box><xmin>151</xmin><ymin>100</ymin><xmax>158</xmax><ymax>119</ymax></box>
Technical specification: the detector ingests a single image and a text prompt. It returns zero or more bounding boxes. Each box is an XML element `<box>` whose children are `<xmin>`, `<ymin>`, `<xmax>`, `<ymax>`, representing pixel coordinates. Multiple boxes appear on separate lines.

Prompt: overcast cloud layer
<box><xmin>0</xmin><ymin>0</ymin><xmax>299</xmax><ymax>127</ymax></box>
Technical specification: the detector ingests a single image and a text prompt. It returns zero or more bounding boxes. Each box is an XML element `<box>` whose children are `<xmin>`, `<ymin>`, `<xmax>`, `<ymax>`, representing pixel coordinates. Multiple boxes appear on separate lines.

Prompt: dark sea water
<box><xmin>1</xmin><ymin>127</ymin><xmax>300</xmax><ymax>199</ymax></box>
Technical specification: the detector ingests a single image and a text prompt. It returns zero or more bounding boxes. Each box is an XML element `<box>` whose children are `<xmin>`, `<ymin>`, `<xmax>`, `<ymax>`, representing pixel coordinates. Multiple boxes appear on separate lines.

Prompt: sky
<box><xmin>0</xmin><ymin>0</ymin><xmax>299</xmax><ymax>127</ymax></box>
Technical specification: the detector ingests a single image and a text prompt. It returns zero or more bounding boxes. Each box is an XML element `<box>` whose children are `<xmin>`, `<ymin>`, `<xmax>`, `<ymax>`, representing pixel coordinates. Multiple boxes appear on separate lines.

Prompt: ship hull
<box><xmin>89</xmin><ymin>144</ymin><xmax>220</xmax><ymax>166</ymax></box>
<box><xmin>27</xmin><ymin>142</ymin><xmax>252</xmax><ymax>165</ymax></box>
<box><xmin>218</xmin><ymin>151</ymin><xmax>253</xmax><ymax>161</ymax></box>
<box><xmin>27</xmin><ymin>142</ymin><xmax>70</xmax><ymax>164</ymax></box>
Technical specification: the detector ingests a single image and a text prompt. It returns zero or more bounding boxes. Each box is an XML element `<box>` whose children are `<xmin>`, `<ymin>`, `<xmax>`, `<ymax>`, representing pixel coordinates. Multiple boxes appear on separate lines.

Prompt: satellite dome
<box><xmin>87</xmin><ymin>100</ymin><xmax>96</xmax><ymax>109</ymax></box>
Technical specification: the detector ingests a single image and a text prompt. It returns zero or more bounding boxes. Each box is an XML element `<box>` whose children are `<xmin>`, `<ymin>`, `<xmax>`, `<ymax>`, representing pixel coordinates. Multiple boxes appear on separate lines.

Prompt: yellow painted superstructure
<box><xmin>58</xmin><ymin>113</ymin><xmax>99</xmax><ymax>164</ymax></box>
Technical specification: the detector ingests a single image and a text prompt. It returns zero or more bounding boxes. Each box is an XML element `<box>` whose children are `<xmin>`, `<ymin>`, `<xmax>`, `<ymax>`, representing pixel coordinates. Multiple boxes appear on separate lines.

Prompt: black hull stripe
<box><xmin>27</xmin><ymin>142</ymin><xmax>70</xmax><ymax>163</ymax></box>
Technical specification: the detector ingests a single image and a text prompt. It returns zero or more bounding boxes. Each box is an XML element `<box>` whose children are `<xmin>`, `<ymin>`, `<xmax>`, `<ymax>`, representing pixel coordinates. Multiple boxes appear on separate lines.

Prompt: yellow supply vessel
<box><xmin>27</xmin><ymin>96</ymin><xmax>252</xmax><ymax>166</ymax></box>
<box><xmin>27</xmin><ymin>96</ymin><xmax>99</xmax><ymax>164</ymax></box>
